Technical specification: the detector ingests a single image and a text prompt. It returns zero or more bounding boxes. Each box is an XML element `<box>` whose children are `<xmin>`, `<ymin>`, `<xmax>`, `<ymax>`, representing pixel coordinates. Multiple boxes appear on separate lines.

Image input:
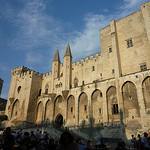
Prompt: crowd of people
<box><xmin>0</xmin><ymin>127</ymin><xmax>150</xmax><ymax>150</ymax></box>
<box><xmin>131</xmin><ymin>133</ymin><xmax>150</xmax><ymax>150</ymax></box>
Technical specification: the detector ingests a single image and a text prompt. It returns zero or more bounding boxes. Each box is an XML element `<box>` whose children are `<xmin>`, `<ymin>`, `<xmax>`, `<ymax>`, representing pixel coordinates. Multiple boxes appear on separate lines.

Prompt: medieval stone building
<box><xmin>5</xmin><ymin>1</ymin><xmax>150</xmax><ymax>138</ymax></box>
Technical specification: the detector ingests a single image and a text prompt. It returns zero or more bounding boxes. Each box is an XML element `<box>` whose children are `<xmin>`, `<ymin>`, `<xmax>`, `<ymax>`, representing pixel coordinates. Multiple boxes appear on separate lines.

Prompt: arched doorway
<box><xmin>36</xmin><ymin>102</ymin><xmax>43</xmax><ymax>124</ymax></box>
<box><xmin>106</xmin><ymin>86</ymin><xmax>119</xmax><ymax>122</ymax></box>
<box><xmin>67</xmin><ymin>95</ymin><xmax>75</xmax><ymax>125</ymax></box>
<box><xmin>11</xmin><ymin>99</ymin><xmax>19</xmax><ymax>119</ymax></box>
<box><xmin>91</xmin><ymin>89</ymin><xmax>103</xmax><ymax>124</ymax></box>
<box><xmin>45</xmin><ymin>100</ymin><xmax>51</xmax><ymax>122</ymax></box>
<box><xmin>142</xmin><ymin>76</ymin><xmax>150</xmax><ymax>109</ymax></box>
<box><xmin>78</xmin><ymin>92</ymin><xmax>88</xmax><ymax>125</ymax></box>
<box><xmin>55</xmin><ymin>114</ymin><xmax>63</xmax><ymax>127</ymax></box>
<box><xmin>122</xmin><ymin>81</ymin><xmax>140</xmax><ymax>119</ymax></box>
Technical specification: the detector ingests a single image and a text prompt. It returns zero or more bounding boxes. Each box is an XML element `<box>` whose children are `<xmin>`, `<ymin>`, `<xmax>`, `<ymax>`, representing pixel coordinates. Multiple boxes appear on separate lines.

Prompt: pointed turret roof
<box><xmin>64</xmin><ymin>43</ymin><xmax>72</xmax><ymax>58</ymax></box>
<box><xmin>53</xmin><ymin>48</ymin><xmax>60</xmax><ymax>62</ymax></box>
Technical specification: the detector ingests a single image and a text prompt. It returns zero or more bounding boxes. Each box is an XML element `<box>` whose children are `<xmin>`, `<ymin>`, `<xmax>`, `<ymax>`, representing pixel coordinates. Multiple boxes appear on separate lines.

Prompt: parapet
<box><xmin>11</xmin><ymin>66</ymin><xmax>42</xmax><ymax>78</ymax></box>
<box><xmin>43</xmin><ymin>72</ymin><xmax>52</xmax><ymax>78</ymax></box>
<box><xmin>71</xmin><ymin>51</ymin><xmax>101</xmax><ymax>67</ymax></box>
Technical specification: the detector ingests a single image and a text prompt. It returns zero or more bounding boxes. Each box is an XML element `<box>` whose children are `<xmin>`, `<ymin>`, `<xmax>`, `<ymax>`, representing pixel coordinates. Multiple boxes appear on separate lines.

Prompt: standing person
<box><xmin>85</xmin><ymin>140</ymin><xmax>93</xmax><ymax>150</ymax></box>
<box><xmin>141</xmin><ymin>132</ymin><xmax>150</xmax><ymax>150</ymax></box>
<box><xmin>58</xmin><ymin>131</ymin><xmax>79</xmax><ymax>150</ymax></box>
<box><xmin>3</xmin><ymin>127</ymin><xmax>15</xmax><ymax>150</ymax></box>
<box><xmin>136</xmin><ymin>134</ymin><xmax>142</xmax><ymax>150</ymax></box>
<box><xmin>48</xmin><ymin>138</ymin><xmax>56</xmax><ymax>150</ymax></box>
<box><xmin>21</xmin><ymin>132</ymin><xmax>31</xmax><ymax>150</ymax></box>
<box><xmin>31</xmin><ymin>131</ymin><xmax>37</xmax><ymax>142</ymax></box>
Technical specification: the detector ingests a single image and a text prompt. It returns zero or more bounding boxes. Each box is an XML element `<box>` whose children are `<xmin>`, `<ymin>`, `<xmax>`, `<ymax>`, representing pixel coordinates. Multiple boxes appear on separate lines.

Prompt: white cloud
<box><xmin>9</xmin><ymin>0</ymin><xmax>64</xmax><ymax>50</ymax></box>
<box><xmin>69</xmin><ymin>14</ymin><xmax>110</xmax><ymax>61</ymax></box>
<box><xmin>68</xmin><ymin>0</ymin><xmax>149</xmax><ymax>61</ymax></box>
<box><xmin>25</xmin><ymin>52</ymin><xmax>43</xmax><ymax>64</ymax></box>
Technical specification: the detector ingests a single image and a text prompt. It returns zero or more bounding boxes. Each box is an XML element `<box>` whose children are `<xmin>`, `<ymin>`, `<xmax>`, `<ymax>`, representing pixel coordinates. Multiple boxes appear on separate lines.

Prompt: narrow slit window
<box><xmin>71</xmin><ymin>107</ymin><xmax>73</xmax><ymax>113</ymax></box>
<box><xmin>84</xmin><ymin>105</ymin><xmax>87</xmax><ymax>112</ymax></box>
<box><xmin>92</xmin><ymin>66</ymin><xmax>95</xmax><ymax>71</ymax></box>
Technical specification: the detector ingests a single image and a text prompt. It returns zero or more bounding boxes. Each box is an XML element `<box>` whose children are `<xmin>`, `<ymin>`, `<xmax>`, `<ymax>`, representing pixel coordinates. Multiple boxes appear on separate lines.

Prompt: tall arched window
<box><xmin>74</xmin><ymin>77</ymin><xmax>79</xmax><ymax>88</ymax></box>
<box><xmin>45</xmin><ymin>84</ymin><xmax>49</xmax><ymax>94</ymax></box>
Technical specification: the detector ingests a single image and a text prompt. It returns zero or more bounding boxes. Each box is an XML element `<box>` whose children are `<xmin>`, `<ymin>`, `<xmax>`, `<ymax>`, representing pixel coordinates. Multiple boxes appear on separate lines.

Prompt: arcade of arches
<box><xmin>35</xmin><ymin>77</ymin><xmax>150</xmax><ymax>127</ymax></box>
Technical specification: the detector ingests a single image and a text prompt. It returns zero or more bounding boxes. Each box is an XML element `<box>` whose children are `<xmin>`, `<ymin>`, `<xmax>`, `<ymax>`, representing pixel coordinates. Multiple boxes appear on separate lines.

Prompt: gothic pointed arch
<box><xmin>36</xmin><ymin>102</ymin><xmax>43</xmax><ymax>123</ymax></box>
<box><xmin>106</xmin><ymin>86</ymin><xmax>119</xmax><ymax>122</ymax></box>
<box><xmin>54</xmin><ymin>95</ymin><xmax>65</xmax><ymax>121</ymax></box>
<box><xmin>45</xmin><ymin>99</ymin><xmax>51</xmax><ymax>121</ymax></box>
<box><xmin>78</xmin><ymin>92</ymin><xmax>88</xmax><ymax>125</ymax></box>
<box><xmin>11</xmin><ymin>99</ymin><xmax>19</xmax><ymax>119</ymax></box>
<box><xmin>142</xmin><ymin>76</ymin><xmax>150</xmax><ymax>109</ymax></box>
<box><xmin>91</xmin><ymin>89</ymin><xmax>103</xmax><ymax>124</ymax></box>
<box><xmin>122</xmin><ymin>81</ymin><xmax>140</xmax><ymax>119</ymax></box>
<box><xmin>67</xmin><ymin>95</ymin><xmax>75</xmax><ymax>125</ymax></box>
<box><xmin>45</xmin><ymin>83</ymin><xmax>49</xmax><ymax>94</ymax></box>
<box><xmin>74</xmin><ymin>77</ymin><xmax>79</xmax><ymax>88</ymax></box>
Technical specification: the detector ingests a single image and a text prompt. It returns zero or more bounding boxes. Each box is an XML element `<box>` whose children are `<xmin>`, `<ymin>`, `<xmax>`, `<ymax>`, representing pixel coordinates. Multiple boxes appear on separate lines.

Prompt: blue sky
<box><xmin>0</xmin><ymin>0</ymin><xmax>149</xmax><ymax>99</ymax></box>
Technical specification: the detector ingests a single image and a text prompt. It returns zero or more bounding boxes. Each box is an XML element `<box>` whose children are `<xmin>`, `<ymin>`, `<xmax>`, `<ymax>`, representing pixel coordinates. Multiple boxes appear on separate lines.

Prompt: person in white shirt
<box><xmin>141</xmin><ymin>132</ymin><xmax>150</xmax><ymax>150</ymax></box>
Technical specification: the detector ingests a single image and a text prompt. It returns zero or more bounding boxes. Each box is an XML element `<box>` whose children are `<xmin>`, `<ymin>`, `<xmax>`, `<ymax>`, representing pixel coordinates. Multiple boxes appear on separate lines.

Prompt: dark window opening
<box><xmin>71</xmin><ymin>107</ymin><xmax>73</xmax><ymax>113</ymax></box>
<box><xmin>17</xmin><ymin>86</ymin><xmax>21</xmax><ymax>94</ymax></box>
<box><xmin>82</xmin><ymin>81</ymin><xmax>85</xmax><ymax>86</ymax></box>
<box><xmin>100</xmin><ymin>92</ymin><xmax>102</xmax><ymax>97</ymax></box>
<box><xmin>39</xmin><ymin>89</ymin><xmax>41</xmax><ymax>96</ymax></box>
<box><xmin>112</xmin><ymin>104</ymin><xmax>119</xmax><ymax>114</ymax></box>
<box><xmin>112</xmin><ymin>69</ymin><xmax>115</xmax><ymax>74</ymax></box>
<box><xmin>92</xmin><ymin>66</ymin><xmax>95</xmax><ymax>71</ymax></box>
<box><xmin>84</xmin><ymin>105</ymin><xmax>87</xmax><ymax>112</ymax></box>
<box><xmin>140</xmin><ymin>63</ymin><xmax>147</xmax><ymax>71</ymax></box>
<box><xmin>99</xmin><ymin>108</ymin><xmax>101</xmax><ymax>114</ymax></box>
<box><xmin>109</xmin><ymin>47</ymin><xmax>112</xmax><ymax>53</ymax></box>
<box><xmin>45</xmin><ymin>89</ymin><xmax>48</xmax><ymax>94</ymax></box>
<box><xmin>126</xmin><ymin>39</ymin><xmax>133</xmax><ymax>48</ymax></box>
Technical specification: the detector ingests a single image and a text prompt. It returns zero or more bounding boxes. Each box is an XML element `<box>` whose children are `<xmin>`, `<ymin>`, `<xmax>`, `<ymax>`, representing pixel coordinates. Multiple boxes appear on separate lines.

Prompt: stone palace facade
<box><xmin>5</xmin><ymin>1</ymin><xmax>150</xmax><ymax>137</ymax></box>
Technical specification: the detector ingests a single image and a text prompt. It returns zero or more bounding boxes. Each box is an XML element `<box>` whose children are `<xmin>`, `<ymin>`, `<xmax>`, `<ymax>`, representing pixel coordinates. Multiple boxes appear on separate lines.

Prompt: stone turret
<box><xmin>64</xmin><ymin>43</ymin><xmax>72</xmax><ymax>58</ymax></box>
<box><xmin>52</xmin><ymin>49</ymin><xmax>61</xmax><ymax>91</ymax></box>
<box><xmin>53</xmin><ymin>48</ymin><xmax>60</xmax><ymax>62</ymax></box>
<box><xmin>63</xmin><ymin>43</ymin><xmax>72</xmax><ymax>90</ymax></box>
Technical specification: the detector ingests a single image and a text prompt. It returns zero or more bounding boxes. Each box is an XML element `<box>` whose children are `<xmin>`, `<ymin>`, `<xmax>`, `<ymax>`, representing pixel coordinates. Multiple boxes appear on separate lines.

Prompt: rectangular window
<box><xmin>126</xmin><ymin>38</ymin><xmax>133</xmax><ymax>48</ymax></box>
<box><xmin>45</xmin><ymin>89</ymin><xmax>48</xmax><ymax>94</ymax></box>
<box><xmin>99</xmin><ymin>108</ymin><xmax>101</xmax><ymax>114</ymax></box>
<box><xmin>92</xmin><ymin>66</ymin><xmax>95</xmax><ymax>71</ymax></box>
<box><xmin>112</xmin><ymin>104</ymin><xmax>119</xmax><ymax>114</ymax></box>
<box><xmin>74</xmin><ymin>83</ymin><xmax>78</xmax><ymax>88</ymax></box>
<box><xmin>109</xmin><ymin>47</ymin><xmax>112</xmax><ymax>53</ymax></box>
<box><xmin>112</xmin><ymin>69</ymin><xmax>115</xmax><ymax>74</ymax></box>
<box><xmin>84</xmin><ymin>105</ymin><xmax>87</xmax><ymax>112</ymax></box>
<box><xmin>82</xmin><ymin>81</ymin><xmax>84</xmax><ymax>86</ymax></box>
<box><xmin>71</xmin><ymin>107</ymin><xmax>73</xmax><ymax>113</ymax></box>
<box><xmin>140</xmin><ymin>63</ymin><xmax>147</xmax><ymax>71</ymax></box>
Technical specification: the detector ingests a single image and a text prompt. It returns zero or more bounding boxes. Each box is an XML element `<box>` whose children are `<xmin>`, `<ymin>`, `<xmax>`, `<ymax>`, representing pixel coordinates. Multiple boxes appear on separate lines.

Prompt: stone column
<box><xmin>110</xmin><ymin>19</ymin><xmax>125</xmax><ymax>124</ymax></box>
<box><xmin>88</xmin><ymin>93</ymin><xmax>92</xmax><ymax>126</ymax></box>
<box><xmin>136</xmin><ymin>83</ymin><xmax>146</xmax><ymax>118</ymax></box>
<box><xmin>102</xmin><ymin>90</ymin><xmax>108</xmax><ymax>123</ymax></box>
<box><xmin>74</xmin><ymin>95</ymin><xmax>79</xmax><ymax>126</ymax></box>
<box><xmin>42</xmin><ymin>102</ymin><xmax>46</xmax><ymax>122</ymax></box>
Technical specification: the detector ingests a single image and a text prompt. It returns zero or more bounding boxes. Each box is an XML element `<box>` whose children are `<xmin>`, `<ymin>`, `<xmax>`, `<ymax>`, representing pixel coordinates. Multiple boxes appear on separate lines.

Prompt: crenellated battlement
<box><xmin>43</xmin><ymin>72</ymin><xmax>52</xmax><ymax>78</ymax></box>
<box><xmin>11</xmin><ymin>66</ymin><xmax>42</xmax><ymax>78</ymax></box>
<box><xmin>72</xmin><ymin>51</ymin><xmax>101</xmax><ymax>67</ymax></box>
